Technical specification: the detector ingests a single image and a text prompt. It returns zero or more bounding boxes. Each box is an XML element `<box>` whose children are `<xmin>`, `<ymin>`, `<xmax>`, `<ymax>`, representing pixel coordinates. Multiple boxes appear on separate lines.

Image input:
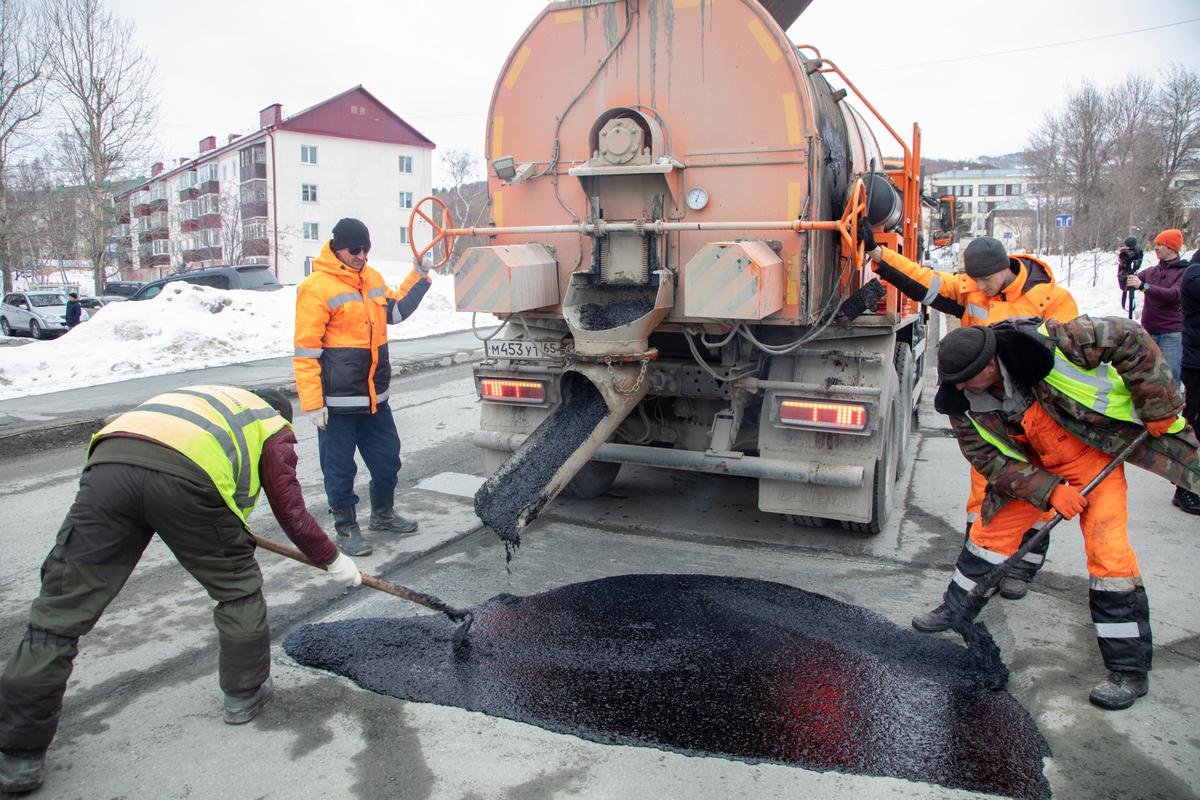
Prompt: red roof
<box><xmin>279</xmin><ymin>85</ymin><xmax>435</xmax><ymax>149</ymax></box>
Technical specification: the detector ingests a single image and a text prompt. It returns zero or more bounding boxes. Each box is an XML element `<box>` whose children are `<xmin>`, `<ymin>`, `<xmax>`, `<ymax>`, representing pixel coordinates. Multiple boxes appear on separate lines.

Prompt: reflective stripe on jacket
<box><xmin>1036</xmin><ymin>321</ymin><xmax>1187</xmax><ymax>434</ymax></box>
<box><xmin>89</xmin><ymin>385</ymin><xmax>290</xmax><ymax>524</ymax></box>
<box><xmin>875</xmin><ymin>248</ymin><xmax>1078</xmax><ymax>327</ymax></box>
<box><xmin>293</xmin><ymin>242</ymin><xmax>431</xmax><ymax>414</ymax></box>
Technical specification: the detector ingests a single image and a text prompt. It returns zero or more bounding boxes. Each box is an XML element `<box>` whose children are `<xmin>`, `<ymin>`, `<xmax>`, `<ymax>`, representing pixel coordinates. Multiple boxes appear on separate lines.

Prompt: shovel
<box><xmin>953</xmin><ymin>428</ymin><xmax>1151</xmax><ymax>635</ymax></box>
<box><xmin>253</xmin><ymin>534</ymin><xmax>475</xmax><ymax>649</ymax></box>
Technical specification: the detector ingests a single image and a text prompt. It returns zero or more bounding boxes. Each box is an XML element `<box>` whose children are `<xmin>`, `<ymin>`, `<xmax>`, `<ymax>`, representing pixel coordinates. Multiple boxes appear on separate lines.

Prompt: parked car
<box><xmin>77</xmin><ymin>296</ymin><xmax>125</xmax><ymax>312</ymax></box>
<box><xmin>129</xmin><ymin>265</ymin><xmax>283</xmax><ymax>301</ymax></box>
<box><xmin>102</xmin><ymin>280</ymin><xmax>145</xmax><ymax>298</ymax></box>
<box><xmin>0</xmin><ymin>291</ymin><xmax>88</xmax><ymax>339</ymax></box>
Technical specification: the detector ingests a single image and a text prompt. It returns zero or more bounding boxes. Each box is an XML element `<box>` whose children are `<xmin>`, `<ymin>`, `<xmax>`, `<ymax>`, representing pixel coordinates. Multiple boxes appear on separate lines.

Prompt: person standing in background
<box><xmin>1175</xmin><ymin>248</ymin><xmax>1200</xmax><ymax>514</ymax></box>
<box><xmin>1125</xmin><ymin>229</ymin><xmax>1187</xmax><ymax>383</ymax></box>
<box><xmin>64</xmin><ymin>292</ymin><xmax>81</xmax><ymax>329</ymax></box>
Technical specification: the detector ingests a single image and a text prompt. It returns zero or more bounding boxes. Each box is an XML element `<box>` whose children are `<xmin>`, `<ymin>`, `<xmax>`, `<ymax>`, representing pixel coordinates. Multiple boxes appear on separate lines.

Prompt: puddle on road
<box><xmin>284</xmin><ymin>574</ymin><xmax>1050</xmax><ymax>799</ymax></box>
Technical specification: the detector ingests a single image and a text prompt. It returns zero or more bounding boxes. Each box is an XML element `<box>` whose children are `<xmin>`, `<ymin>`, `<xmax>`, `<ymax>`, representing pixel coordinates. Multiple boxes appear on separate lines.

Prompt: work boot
<box><xmin>999</xmin><ymin>576</ymin><xmax>1030</xmax><ymax>600</ymax></box>
<box><xmin>332</xmin><ymin>506</ymin><xmax>373</xmax><ymax>556</ymax></box>
<box><xmin>1088</xmin><ymin>670</ymin><xmax>1148</xmax><ymax>710</ymax></box>
<box><xmin>224</xmin><ymin>676</ymin><xmax>274</xmax><ymax>724</ymax></box>
<box><xmin>1173</xmin><ymin>486</ymin><xmax>1200</xmax><ymax>516</ymax></box>
<box><xmin>912</xmin><ymin>603</ymin><xmax>956</xmax><ymax>633</ymax></box>
<box><xmin>367</xmin><ymin>486</ymin><xmax>418</xmax><ymax>533</ymax></box>
<box><xmin>0</xmin><ymin>749</ymin><xmax>45</xmax><ymax>793</ymax></box>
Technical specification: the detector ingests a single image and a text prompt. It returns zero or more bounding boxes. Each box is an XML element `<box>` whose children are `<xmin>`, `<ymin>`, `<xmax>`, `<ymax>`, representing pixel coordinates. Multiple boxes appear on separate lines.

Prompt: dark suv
<box><xmin>103</xmin><ymin>280</ymin><xmax>145</xmax><ymax>298</ymax></box>
<box><xmin>129</xmin><ymin>265</ymin><xmax>283</xmax><ymax>301</ymax></box>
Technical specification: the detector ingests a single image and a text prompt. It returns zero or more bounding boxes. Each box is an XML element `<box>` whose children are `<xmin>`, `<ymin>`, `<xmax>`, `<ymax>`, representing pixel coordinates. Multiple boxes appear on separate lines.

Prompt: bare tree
<box><xmin>433</xmin><ymin>148</ymin><xmax>488</xmax><ymax>270</ymax></box>
<box><xmin>1147</xmin><ymin>63</ymin><xmax>1200</xmax><ymax>230</ymax></box>
<box><xmin>40</xmin><ymin>0</ymin><xmax>158</xmax><ymax>294</ymax></box>
<box><xmin>0</xmin><ymin>0</ymin><xmax>45</xmax><ymax>294</ymax></box>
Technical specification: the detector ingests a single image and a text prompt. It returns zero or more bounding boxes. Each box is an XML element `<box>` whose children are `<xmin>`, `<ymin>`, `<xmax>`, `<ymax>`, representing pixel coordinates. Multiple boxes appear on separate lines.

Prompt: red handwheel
<box><xmin>409</xmin><ymin>196</ymin><xmax>456</xmax><ymax>269</ymax></box>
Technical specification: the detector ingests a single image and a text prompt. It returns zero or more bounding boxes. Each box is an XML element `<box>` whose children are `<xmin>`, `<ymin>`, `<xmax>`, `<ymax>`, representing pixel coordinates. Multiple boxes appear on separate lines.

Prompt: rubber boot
<box><xmin>0</xmin><ymin>749</ymin><xmax>44</xmax><ymax>793</ymax></box>
<box><xmin>912</xmin><ymin>541</ymin><xmax>993</xmax><ymax>633</ymax></box>
<box><xmin>1088</xmin><ymin>671</ymin><xmax>1148</xmax><ymax>710</ymax></box>
<box><xmin>223</xmin><ymin>676</ymin><xmax>274</xmax><ymax>724</ymax></box>
<box><xmin>332</xmin><ymin>506</ymin><xmax>373</xmax><ymax>556</ymax></box>
<box><xmin>1173</xmin><ymin>485</ymin><xmax>1200</xmax><ymax>516</ymax></box>
<box><xmin>999</xmin><ymin>525</ymin><xmax>1050</xmax><ymax>600</ymax></box>
<box><xmin>367</xmin><ymin>486</ymin><xmax>418</xmax><ymax>533</ymax></box>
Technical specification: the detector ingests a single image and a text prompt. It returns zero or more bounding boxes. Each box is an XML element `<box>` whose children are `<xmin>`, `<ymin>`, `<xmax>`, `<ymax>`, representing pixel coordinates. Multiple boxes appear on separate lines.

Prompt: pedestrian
<box><xmin>912</xmin><ymin>317</ymin><xmax>1199</xmax><ymax>710</ymax></box>
<box><xmin>64</xmin><ymin>291</ymin><xmax>81</xmax><ymax>329</ymax></box>
<box><xmin>1124</xmin><ymin>229</ymin><xmax>1187</xmax><ymax>383</ymax></box>
<box><xmin>864</xmin><ymin>228</ymin><xmax>1078</xmax><ymax>600</ymax></box>
<box><xmin>293</xmin><ymin>217</ymin><xmax>433</xmax><ymax>557</ymax></box>
<box><xmin>1117</xmin><ymin>236</ymin><xmax>1143</xmax><ymax>318</ymax></box>
<box><xmin>1175</xmin><ymin>248</ymin><xmax>1200</xmax><ymax>514</ymax></box>
<box><xmin>0</xmin><ymin>386</ymin><xmax>361</xmax><ymax>793</ymax></box>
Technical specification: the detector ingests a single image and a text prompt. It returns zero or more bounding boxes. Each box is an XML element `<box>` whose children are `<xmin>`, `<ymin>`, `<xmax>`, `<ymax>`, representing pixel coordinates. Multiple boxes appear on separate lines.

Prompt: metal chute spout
<box><xmin>474</xmin><ymin>363</ymin><xmax>650</xmax><ymax>545</ymax></box>
<box><xmin>562</xmin><ymin>269</ymin><xmax>674</xmax><ymax>356</ymax></box>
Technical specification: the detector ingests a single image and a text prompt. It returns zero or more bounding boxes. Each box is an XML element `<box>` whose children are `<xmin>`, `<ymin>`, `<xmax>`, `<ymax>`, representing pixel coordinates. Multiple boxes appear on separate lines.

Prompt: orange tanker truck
<box><xmin>411</xmin><ymin>0</ymin><xmax>929</xmax><ymax>541</ymax></box>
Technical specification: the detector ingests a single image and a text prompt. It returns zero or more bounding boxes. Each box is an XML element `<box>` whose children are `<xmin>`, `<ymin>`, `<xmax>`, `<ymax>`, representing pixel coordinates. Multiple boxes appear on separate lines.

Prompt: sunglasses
<box><xmin>347</xmin><ymin>246</ymin><xmax>370</xmax><ymax>256</ymax></box>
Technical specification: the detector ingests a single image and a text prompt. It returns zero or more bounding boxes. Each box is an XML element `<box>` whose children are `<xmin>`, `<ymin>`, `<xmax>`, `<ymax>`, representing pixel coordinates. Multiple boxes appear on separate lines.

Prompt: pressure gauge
<box><xmin>686</xmin><ymin>186</ymin><xmax>709</xmax><ymax>211</ymax></box>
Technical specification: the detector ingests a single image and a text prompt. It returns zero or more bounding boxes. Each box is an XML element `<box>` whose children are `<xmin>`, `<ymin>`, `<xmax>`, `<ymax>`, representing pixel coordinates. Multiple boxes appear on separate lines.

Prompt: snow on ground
<box><xmin>0</xmin><ymin>275</ymin><xmax>497</xmax><ymax>400</ymax></box>
<box><xmin>0</xmin><ymin>250</ymin><xmax>1190</xmax><ymax>400</ymax></box>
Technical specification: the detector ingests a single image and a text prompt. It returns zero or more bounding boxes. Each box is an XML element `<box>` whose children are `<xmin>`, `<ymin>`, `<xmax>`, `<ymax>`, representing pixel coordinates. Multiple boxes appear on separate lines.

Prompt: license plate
<box><xmin>484</xmin><ymin>339</ymin><xmax>563</xmax><ymax>360</ymax></box>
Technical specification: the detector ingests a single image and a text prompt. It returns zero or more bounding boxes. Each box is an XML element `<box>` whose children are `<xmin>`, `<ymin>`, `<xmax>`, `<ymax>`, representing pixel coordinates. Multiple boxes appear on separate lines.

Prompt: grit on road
<box><xmin>0</xmin><ymin>363</ymin><xmax>1196</xmax><ymax>799</ymax></box>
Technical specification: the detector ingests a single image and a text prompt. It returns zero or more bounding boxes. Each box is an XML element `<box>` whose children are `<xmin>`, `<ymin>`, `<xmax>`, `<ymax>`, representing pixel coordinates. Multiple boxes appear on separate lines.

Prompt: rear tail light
<box><xmin>480</xmin><ymin>379</ymin><xmax>546</xmax><ymax>404</ymax></box>
<box><xmin>779</xmin><ymin>398</ymin><xmax>868</xmax><ymax>432</ymax></box>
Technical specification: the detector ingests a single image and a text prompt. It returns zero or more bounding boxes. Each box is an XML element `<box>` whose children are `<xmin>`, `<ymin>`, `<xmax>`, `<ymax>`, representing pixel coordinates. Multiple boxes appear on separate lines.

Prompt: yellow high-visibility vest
<box><xmin>90</xmin><ymin>386</ymin><xmax>290</xmax><ymax>524</ymax></box>
<box><xmin>1036</xmin><ymin>322</ymin><xmax>1186</xmax><ymax>434</ymax></box>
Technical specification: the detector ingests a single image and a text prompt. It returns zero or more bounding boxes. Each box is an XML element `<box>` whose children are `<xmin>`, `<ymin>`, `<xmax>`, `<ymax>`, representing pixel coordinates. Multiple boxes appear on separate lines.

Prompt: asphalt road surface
<box><xmin>0</xmin><ymin>364</ymin><xmax>1197</xmax><ymax>799</ymax></box>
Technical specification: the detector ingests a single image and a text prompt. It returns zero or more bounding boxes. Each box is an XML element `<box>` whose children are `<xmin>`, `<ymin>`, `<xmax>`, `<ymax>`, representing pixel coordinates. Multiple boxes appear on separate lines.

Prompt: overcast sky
<box><xmin>109</xmin><ymin>0</ymin><xmax>1200</xmax><ymax>181</ymax></box>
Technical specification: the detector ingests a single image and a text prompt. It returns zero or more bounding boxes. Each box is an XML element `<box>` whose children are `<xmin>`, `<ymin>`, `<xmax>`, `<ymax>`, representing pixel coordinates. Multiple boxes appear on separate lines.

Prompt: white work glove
<box><xmin>414</xmin><ymin>259</ymin><xmax>432</xmax><ymax>279</ymax></box>
<box><xmin>306</xmin><ymin>407</ymin><xmax>327</xmax><ymax>429</ymax></box>
<box><xmin>326</xmin><ymin>552</ymin><xmax>362</xmax><ymax>587</ymax></box>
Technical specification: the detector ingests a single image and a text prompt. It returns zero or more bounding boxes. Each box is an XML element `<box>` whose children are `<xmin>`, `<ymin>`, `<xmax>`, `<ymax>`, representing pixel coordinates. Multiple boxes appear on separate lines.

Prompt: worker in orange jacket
<box><xmin>293</xmin><ymin>218</ymin><xmax>432</xmax><ymax>556</ymax></box>
<box><xmin>864</xmin><ymin>230</ymin><xmax>1078</xmax><ymax>600</ymax></box>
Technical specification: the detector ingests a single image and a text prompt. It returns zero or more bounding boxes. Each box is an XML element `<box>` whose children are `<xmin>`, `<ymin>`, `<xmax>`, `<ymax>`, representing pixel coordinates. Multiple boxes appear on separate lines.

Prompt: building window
<box><xmin>199</xmin><ymin>163</ymin><xmax>218</xmax><ymax>183</ymax></box>
<box><xmin>399</xmin><ymin>227</ymin><xmax>408</xmax><ymax>245</ymax></box>
<box><xmin>962</xmin><ymin>202</ymin><xmax>973</xmax><ymax>213</ymax></box>
<box><xmin>152</xmin><ymin>239</ymin><xmax>170</xmax><ymax>255</ymax></box>
<box><xmin>244</xmin><ymin>220</ymin><xmax>267</xmax><ymax>241</ymax></box>
<box><xmin>202</xmin><ymin>229</ymin><xmax>221</xmax><ymax>247</ymax></box>
<box><xmin>149</xmin><ymin>182</ymin><xmax>167</xmax><ymax>201</ymax></box>
<box><xmin>303</xmin><ymin>222</ymin><xmax>319</xmax><ymax>240</ymax></box>
<box><xmin>198</xmin><ymin>195</ymin><xmax>218</xmax><ymax>215</ymax></box>
<box><xmin>1006</xmin><ymin>184</ymin><xmax>1022</xmax><ymax>195</ymax></box>
<box><xmin>301</xmin><ymin>145</ymin><xmax>317</xmax><ymax>164</ymax></box>
<box><xmin>399</xmin><ymin>191</ymin><xmax>413</xmax><ymax>209</ymax></box>
<box><xmin>399</xmin><ymin>155</ymin><xmax>412</xmax><ymax>173</ymax></box>
<box><xmin>304</xmin><ymin>256</ymin><xmax>314</xmax><ymax>276</ymax></box>
<box><xmin>240</xmin><ymin>180</ymin><xmax>267</xmax><ymax>204</ymax></box>
<box><xmin>302</xmin><ymin>184</ymin><xmax>318</xmax><ymax>203</ymax></box>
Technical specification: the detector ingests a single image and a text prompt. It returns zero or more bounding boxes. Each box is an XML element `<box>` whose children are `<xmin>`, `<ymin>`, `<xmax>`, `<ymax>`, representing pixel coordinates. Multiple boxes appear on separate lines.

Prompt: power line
<box><xmin>856</xmin><ymin>18</ymin><xmax>1200</xmax><ymax>74</ymax></box>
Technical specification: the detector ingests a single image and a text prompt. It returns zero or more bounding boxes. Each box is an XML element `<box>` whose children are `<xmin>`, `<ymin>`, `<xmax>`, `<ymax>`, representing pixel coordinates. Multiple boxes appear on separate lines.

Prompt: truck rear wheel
<box><xmin>893</xmin><ymin>343</ymin><xmax>914</xmax><ymax>475</ymax></box>
<box><xmin>560</xmin><ymin>460</ymin><xmax>621</xmax><ymax>499</ymax></box>
<box><xmin>841</xmin><ymin>363</ymin><xmax>901</xmax><ymax>535</ymax></box>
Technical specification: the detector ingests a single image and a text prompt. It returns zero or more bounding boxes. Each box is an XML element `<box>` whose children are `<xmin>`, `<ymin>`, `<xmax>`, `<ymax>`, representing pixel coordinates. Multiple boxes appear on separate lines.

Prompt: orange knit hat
<box><xmin>1154</xmin><ymin>229</ymin><xmax>1183</xmax><ymax>253</ymax></box>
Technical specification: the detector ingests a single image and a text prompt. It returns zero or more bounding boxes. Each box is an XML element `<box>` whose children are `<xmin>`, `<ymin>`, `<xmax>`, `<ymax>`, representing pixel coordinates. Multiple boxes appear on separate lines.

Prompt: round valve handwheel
<box><xmin>409</xmin><ymin>196</ymin><xmax>456</xmax><ymax>269</ymax></box>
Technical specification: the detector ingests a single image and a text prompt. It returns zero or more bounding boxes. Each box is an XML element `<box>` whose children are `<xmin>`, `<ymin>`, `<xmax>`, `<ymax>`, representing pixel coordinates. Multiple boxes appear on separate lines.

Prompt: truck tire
<box><xmin>784</xmin><ymin>514</ymin><xmax>827</xmax><ymax>527</ymax></box>
<box><xmin>893</xmin><ymin>343</ymin><xmax>914</xmax><ymax>475</ymax></box>
<box><xmin>560</xmin><ymin>460</ymin><xmax>621</xmax><ymax>499</ymax></box>
<box><xmin>841</xmin><ymin>365</ymin><xmax>900</xmax><ymax>535</ymax></box>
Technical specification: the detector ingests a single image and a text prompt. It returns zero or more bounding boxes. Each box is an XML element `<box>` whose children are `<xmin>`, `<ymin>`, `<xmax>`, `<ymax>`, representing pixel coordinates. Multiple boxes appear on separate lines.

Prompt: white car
<box><xmin>0</xmin><ymin>291</ymin><xmax>88</xmax><ymax>339</ymax></box>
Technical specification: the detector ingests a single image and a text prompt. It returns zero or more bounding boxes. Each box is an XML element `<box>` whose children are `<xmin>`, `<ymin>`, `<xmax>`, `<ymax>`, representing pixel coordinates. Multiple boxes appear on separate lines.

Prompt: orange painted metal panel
<box><xmin>682</xmin><ymin>241</ymin><xmax>783</xmax><ymax>319</ymax></box>
<box><xmin>454</xmin><ymin>244</ymin><xmax>560</xmax><ymax>314</ymax></box>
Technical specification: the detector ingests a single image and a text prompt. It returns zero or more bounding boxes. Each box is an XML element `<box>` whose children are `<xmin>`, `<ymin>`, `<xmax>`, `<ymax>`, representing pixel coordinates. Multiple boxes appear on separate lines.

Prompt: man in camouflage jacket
<box><xmin>914</xmin><ymin>314</ymin><xmax>1199</xmax><ymax>711</ymax></box>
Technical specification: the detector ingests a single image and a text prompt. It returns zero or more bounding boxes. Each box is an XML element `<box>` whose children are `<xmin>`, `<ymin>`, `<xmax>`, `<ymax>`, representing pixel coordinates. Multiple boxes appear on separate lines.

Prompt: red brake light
<box><xmin>480</xmin><ymin>379</ymin><xmax>546</xmax><ymax>404</ymax></box>
<box><xmin>779</xmin><ymin>399</ymin><xmax>868</xmax><ymax>432</ymax></box>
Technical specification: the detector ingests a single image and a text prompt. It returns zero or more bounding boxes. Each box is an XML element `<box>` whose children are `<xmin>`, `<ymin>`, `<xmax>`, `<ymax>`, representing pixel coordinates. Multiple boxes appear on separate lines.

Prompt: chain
<box><xmin>607</xmin><ymin>355</ymin><xmax>650</xmax><ymax>395</ymax></box>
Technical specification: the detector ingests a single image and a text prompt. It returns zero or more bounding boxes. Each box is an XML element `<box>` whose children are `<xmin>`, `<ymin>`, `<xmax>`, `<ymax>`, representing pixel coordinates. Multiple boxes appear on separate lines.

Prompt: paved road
<box><xmin>0</xmin><ymin>358</ymin><xmax>1196</xmax><ymax>799</ymax></box>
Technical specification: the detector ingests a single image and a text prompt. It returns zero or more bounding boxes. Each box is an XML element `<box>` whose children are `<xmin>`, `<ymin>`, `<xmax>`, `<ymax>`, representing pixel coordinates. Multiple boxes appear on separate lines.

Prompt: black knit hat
<box><xmin>1124</xmin><ymin>236</ymin><xmax>1138</xmax><ymax>248</ymax></box>
<box><xmin>252</xmin><ymin>388</ymin><xmax>293</xmax><ymax>424</ymax></box>
<box><xmin>938</xmin><ymin>325</ymin><xmax>996</xmax><ymax>384</ymax></box>
<box><xmin>963</xmin><ymin>236</ymin><xmax>1011</xmax><ymax>278</ymax></box>
<box><xmin>330</xmin><ymin>218</ymin><xmax>371</xmax><ymax>252</ymax></box>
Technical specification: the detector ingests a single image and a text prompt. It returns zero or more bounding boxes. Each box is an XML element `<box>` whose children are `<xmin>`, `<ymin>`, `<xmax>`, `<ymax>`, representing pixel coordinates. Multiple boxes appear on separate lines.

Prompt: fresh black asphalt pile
<box><xmin>284</xmin><ymin>574</ymin><xmax>1050</xmax><ymax>799</ymax></box>
<box><xmin>474</xmin><ymin>371</ymin><xmax>609</xmax><ymax>551</ymax></box>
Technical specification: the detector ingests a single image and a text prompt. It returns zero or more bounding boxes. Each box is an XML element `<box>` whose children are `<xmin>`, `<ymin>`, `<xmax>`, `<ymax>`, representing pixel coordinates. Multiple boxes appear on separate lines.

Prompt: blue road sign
<box><xmin>1055</xmin><ymin>214</ymin><xmax>1074</xmax><ymax>228</ymax></box>
<box><xmin>1002</xmin><ymin>232</ymin><xmax>1012</xmax><ymax>239</ymax></box>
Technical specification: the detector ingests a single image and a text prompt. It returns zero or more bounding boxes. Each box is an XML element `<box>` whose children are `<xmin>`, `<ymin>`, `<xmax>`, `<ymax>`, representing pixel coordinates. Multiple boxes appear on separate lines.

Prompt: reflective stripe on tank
<box><xmin>1036</xmin><ymin>322</ymin><xmax>1187</xmax><ymax>433</ymax></box>
<box><xmin>294</xmin><ymin>347</ymin><xmax>323</xmax><ymax>358</ymax></box>
<box><xmin>1094</xmin><ymin>622</ymin><xmax>1141</xmax><ymax>639</ymax></box>
<box><xmin>968</xmin><ymin>414</ymin><xmax>1030</xmax><ymax>462</ymax></box>
<box><xmin>922</xmin><ymin>274</ymin><xmax>941</xmax><ymax>305</ymax></box>
<box><xmin>966</xmin><ymin>303</ymin><xmax>988</xmax><ymax>320</ymax></box>
<box><xmin>1090</xmin><ymin>574</ymin><xmax>1143</xmax><ymax>592</ymax></box>
<box><xmin>966</xmin><ymin>539</ymin><xmax>1009</xmax><ymax>565</ymax></box>
<box><xmin>327</xmin><ymin>292</ymin><xmax>362</xmax><ymax>309</ymax></box>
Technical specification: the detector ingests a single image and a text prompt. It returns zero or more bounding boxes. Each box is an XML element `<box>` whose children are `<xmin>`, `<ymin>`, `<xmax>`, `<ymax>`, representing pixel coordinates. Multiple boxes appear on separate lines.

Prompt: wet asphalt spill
<box><xmin>474</xmin><ymin>372</ymin><xmax>609</xmax><ymax>553</ymax></box>
<box><xmin>284</xmin><ymin>574</ymin><xmax>1050</xmax><ymax>799</ymax></box>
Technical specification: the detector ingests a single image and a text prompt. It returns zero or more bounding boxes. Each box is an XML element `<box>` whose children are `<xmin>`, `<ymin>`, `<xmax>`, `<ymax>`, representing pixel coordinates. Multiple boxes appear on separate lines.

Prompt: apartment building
<box><xmin>927</xmin><ymin>167</ymin><xmax>1036</xmax><ymax>249</ymax></box>
<box><xmin>114</xmin><ymin>86</ymin><xmax>435</xmax><ymax>285</ymax></box>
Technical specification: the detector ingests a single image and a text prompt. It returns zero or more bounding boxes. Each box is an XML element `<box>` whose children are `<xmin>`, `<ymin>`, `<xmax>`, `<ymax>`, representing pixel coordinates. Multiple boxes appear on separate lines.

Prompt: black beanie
<box><xmin>330</xmin><ymin>218</ymin><xmax>371</xmax><ymax>251</ymax></box>
<box><xmin>252</xmin><ymin>388</ymin><xmax>293</xmax><ymax>424</ymax></box>
<box><xmin>938</xmin><ymin>326</ymin><xmax>996</xmax><ymax>384</ymax></box>
<box><xmin>1124</xmin><ymin>236</ymin><xmax>1138</xmax><ymax>248</ymax></box>
<box><xmin>963</xmin><ymin>237</ymin><xmax>1011</xmax><ymax>278</ymax></box>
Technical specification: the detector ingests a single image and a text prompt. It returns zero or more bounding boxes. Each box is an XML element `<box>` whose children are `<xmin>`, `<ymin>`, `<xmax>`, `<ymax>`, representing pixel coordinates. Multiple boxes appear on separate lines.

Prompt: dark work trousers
<box><xmin>1182</xmin><ymin>367</ymin><xmax>1199</xmax><ymax>428</ymax></box>
<box><xmin>0</xmin><ymin>464</ymin><xmax>268</xmax><ymax>754</ymax></box>
<box><xmin>317</xmin><ymin>403</ymin><xmax>402</xmax><ymax>509</ymax></box>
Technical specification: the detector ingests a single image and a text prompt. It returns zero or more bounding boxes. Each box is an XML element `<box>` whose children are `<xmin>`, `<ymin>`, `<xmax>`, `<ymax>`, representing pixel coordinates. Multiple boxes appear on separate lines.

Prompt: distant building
<box><xmin>113</xmin><ymin>86</ymin><xmax>435</xmax><ymax>284</ymax></box>
<box><xmin>927</xmin><ymin>167</ymin><xmax>1035</xmax><ymax>249</ymax></box>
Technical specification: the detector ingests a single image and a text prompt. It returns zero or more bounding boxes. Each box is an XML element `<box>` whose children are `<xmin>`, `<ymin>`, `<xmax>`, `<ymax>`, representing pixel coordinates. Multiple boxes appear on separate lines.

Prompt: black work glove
<box><xmin>858</xmin><ymin>220</ymin><xmax>877</xmax><ymax>252</ymax></box>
